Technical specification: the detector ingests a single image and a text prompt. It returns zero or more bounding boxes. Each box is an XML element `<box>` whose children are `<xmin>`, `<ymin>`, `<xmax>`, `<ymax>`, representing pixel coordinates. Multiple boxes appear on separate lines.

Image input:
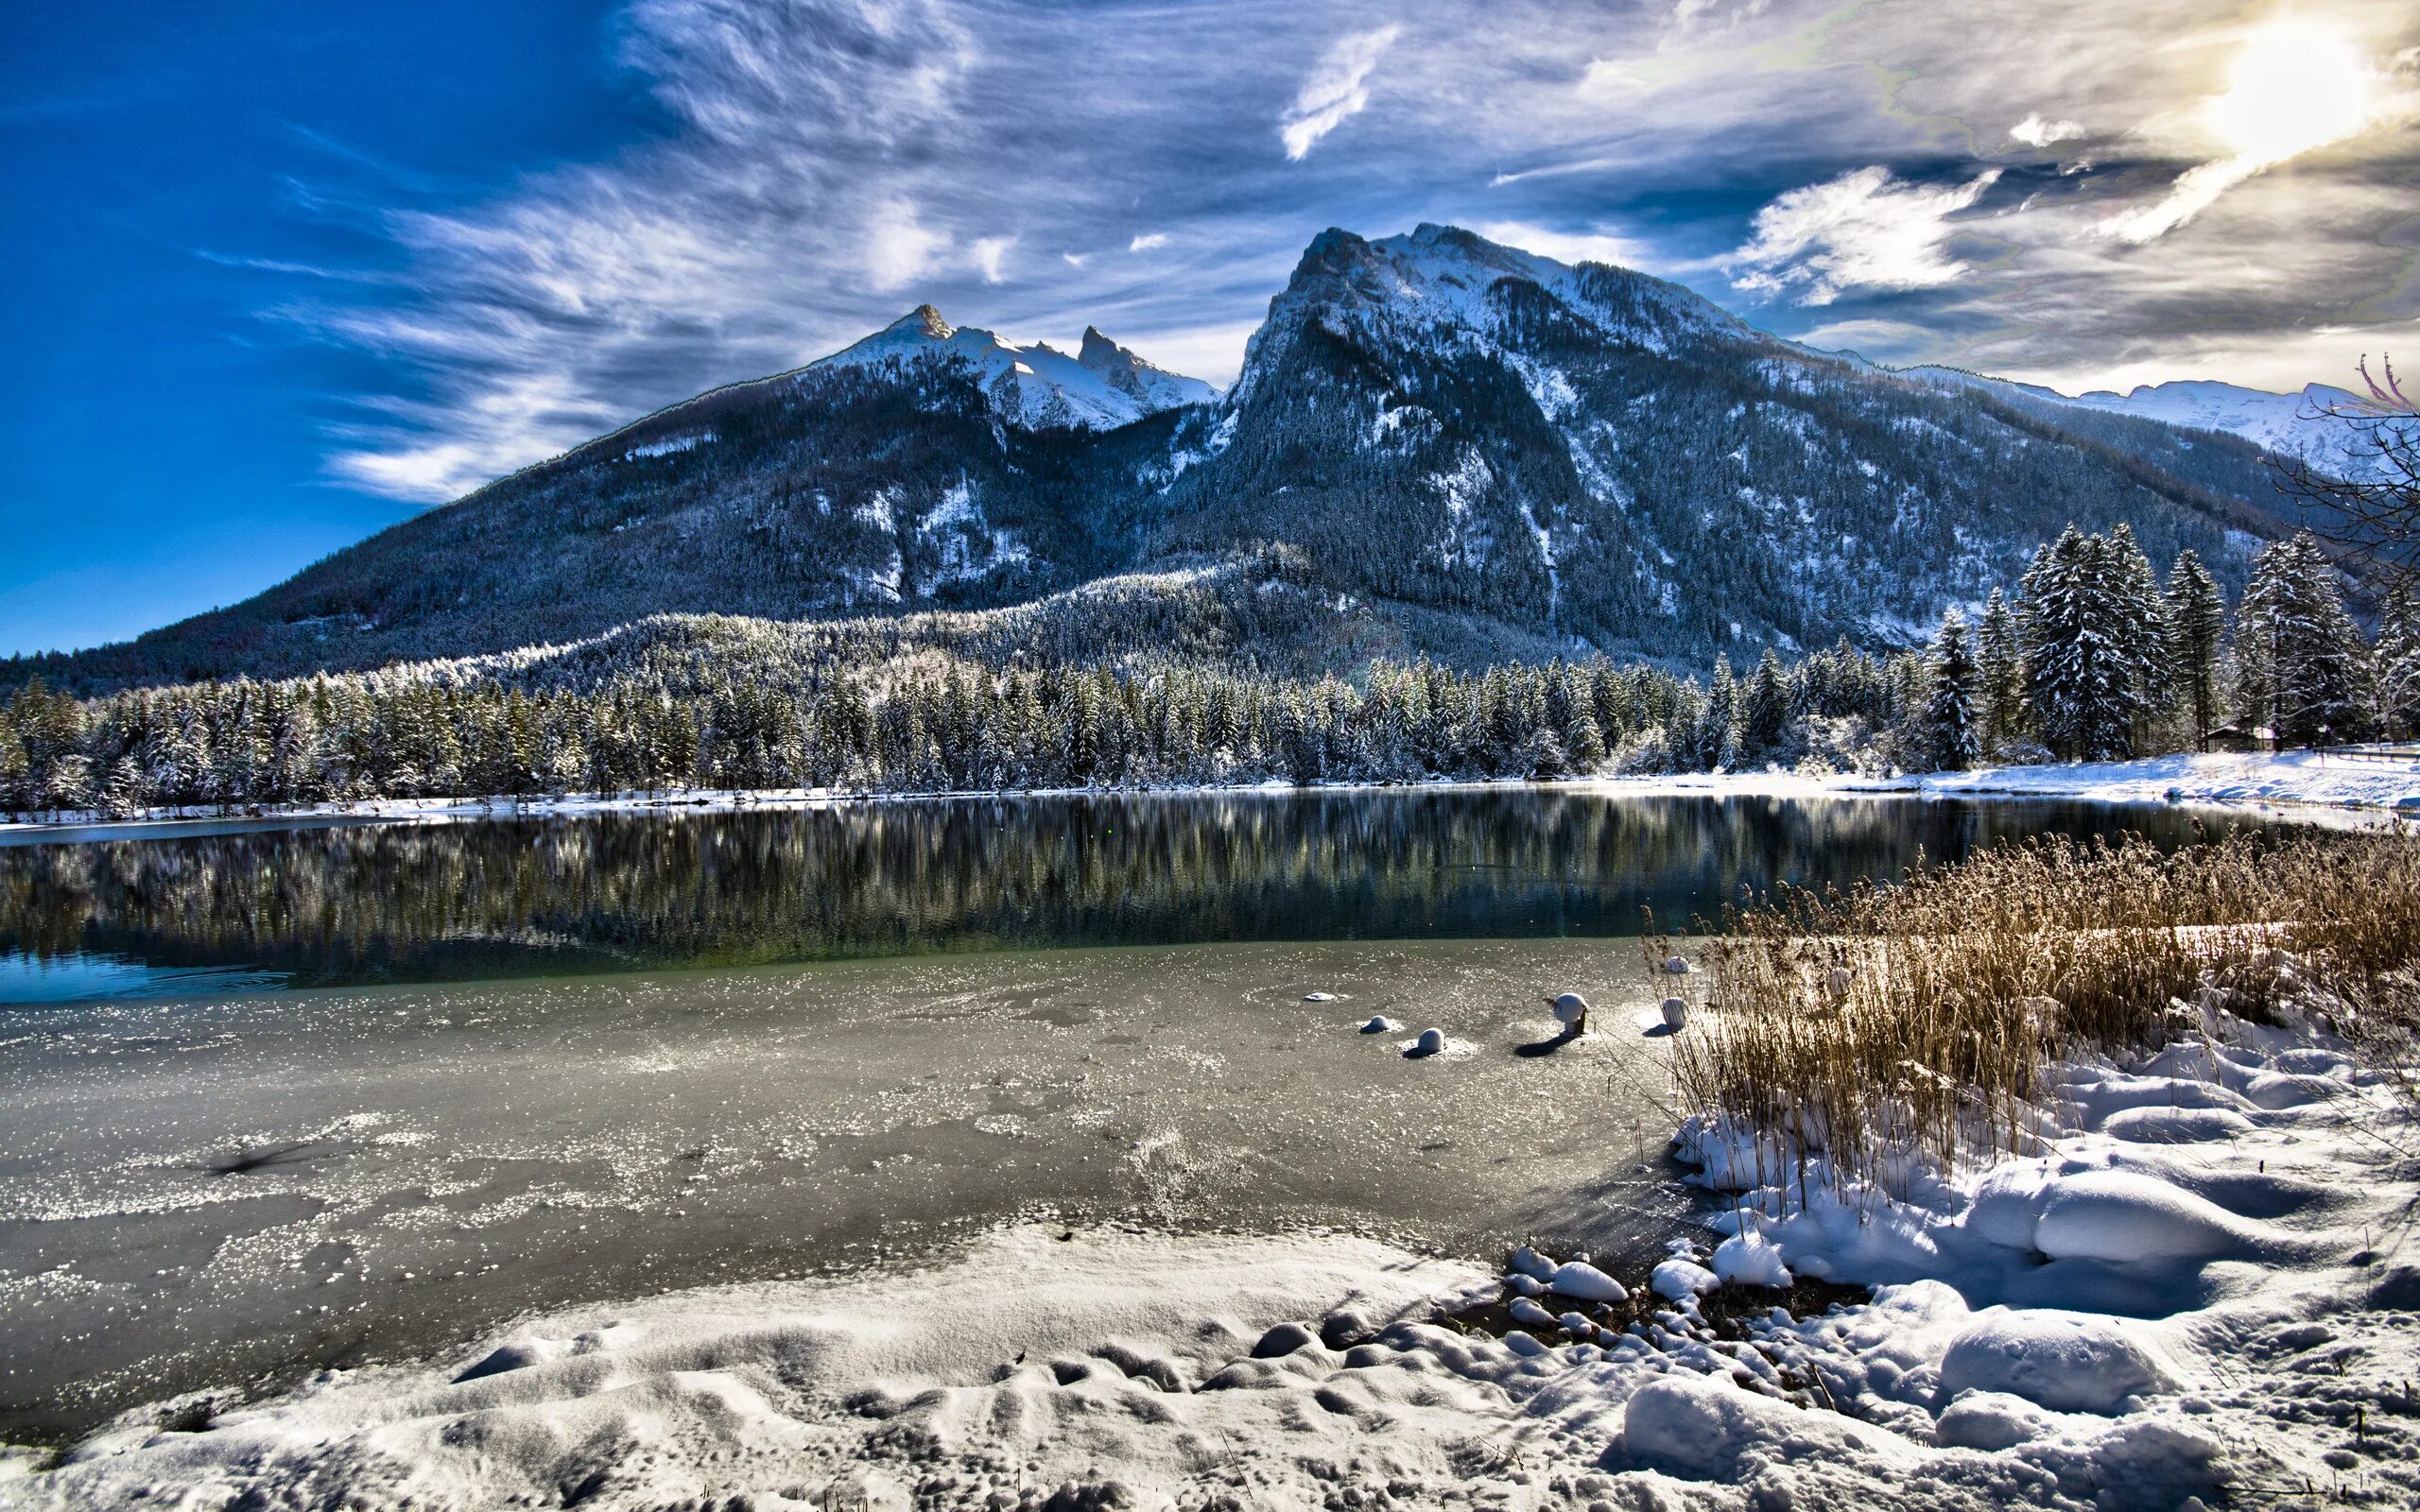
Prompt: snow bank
<box><xmin>1586</xmin><ymin>748</ymin><xmax>2420</xmax><ymax>820</ymax></box>
<box><xmin>1909</xmin><ymin>749</ymin><xmax>2420</xmax><ymax>816</ymax></box>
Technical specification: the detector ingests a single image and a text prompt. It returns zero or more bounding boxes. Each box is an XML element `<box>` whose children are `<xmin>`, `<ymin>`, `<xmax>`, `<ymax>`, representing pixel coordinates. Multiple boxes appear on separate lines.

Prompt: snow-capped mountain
<box><xmin>812</xmin><ymin>306</ymin><xmax>1215</xmax><ymax>431</ymax></box>
<box><xmin>1900</xmin><ymin>368</ymin><xmax>2372</xmax><ymax>473</ymax></box>
<box><xmin>1148</xmin><ymin>224</ymin><xmax>2298</xmax><ymax>658</ymax></box>
<box><xmin>50</xmin><ymin>224</ymin><xmax>2314</xmax><ymax>689</ymax></box>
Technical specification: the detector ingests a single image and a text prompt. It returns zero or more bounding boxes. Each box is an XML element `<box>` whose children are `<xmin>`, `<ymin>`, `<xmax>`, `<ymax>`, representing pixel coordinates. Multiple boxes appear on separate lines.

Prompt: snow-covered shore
<box><xmin>1596</xmin><ymin>748</ymin><xmax>2420</xmax><ymax>818</ymax></box>
<box><xmin>6</xmin><ymin>750</ymin><xmax>2417</xmax><ymax>845</ymax></box>
<box><xmin>10</xmin><ymin>959</ymin><xmax>2414</xmax><ymax>1510</ymax></box>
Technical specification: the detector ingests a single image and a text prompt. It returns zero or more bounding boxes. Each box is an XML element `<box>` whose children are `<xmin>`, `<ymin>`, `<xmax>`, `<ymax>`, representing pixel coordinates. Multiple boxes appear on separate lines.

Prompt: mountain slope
<box><xmin>1142</xmin><ymin>225</ymin><xmax>2300</xmax><ymax>659</ymax></box>
<box><xmin>51</xmin><ymin>319</ymin><xmax>1216</xmax><ymax>686</ymax></box>
<box><xmin>34</xmin><ymin>225</ymin><xmax>2313</xmax><ymax>690</ymax></box>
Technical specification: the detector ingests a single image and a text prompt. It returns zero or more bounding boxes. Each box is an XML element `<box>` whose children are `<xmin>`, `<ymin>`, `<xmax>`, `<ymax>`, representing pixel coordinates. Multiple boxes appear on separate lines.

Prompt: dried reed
<box><xmin>1668</xmin><ymin>828</ymin><xmax>2420</xmax><ymax>1199</ymax></box>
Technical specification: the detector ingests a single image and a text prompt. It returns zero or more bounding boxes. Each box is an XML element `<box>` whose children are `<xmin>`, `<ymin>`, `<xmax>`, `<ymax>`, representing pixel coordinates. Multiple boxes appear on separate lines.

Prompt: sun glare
<box><xmin>2207</xmin><ymin>21</ymin><xmax>2375</xmax><ymax>163</ymax></box>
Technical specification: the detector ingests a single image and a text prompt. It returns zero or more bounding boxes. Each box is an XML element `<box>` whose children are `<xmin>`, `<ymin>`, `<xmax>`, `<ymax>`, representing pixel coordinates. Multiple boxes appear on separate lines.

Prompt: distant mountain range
<box><xmin>40</xmin><ymin>224</ymin><xmax>2341</xmax><ymax>692</ymax></box>
<box><xmin>1895</xmin><ymin>367</ymin><xmax>2366</xmax><ymax>472</ymax></box>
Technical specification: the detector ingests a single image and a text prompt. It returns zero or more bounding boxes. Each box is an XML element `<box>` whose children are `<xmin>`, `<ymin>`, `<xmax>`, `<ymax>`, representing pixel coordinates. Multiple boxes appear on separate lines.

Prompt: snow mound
<box><xmin>1623</xmin><ymin>1375</ymin><xmax>1914</xmax><ymax>1479</ymax></box>
<box><xmin>1712</xmin><ymin>1229</ymin><xmax>1793</xmax><ymax>1288</ymax></box>
<box><xmin>1937</xmin><ymin>1309</ymin><xmax>2180</xmax><ymax>1414</ymax></box>
<box><xmin>2034</xmin><ymin>1171</ymin><xmax>2258</xmax><ymax>1263</ymax></box>
<box><xmin>2101</xmin><ymin>1106</ymin><xmax>2256</xmax><ymax>1143</ymax></box>
<box><xmin>1932</xmin><ymin>1389</ymin><xmax>2065</xmax><ymax>1450</ymax></box>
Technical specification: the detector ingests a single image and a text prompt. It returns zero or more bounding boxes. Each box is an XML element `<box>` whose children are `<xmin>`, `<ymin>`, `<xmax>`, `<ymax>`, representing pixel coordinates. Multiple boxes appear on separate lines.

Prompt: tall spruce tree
<box><xmin>2106</xmin><ymin>524</ymin><xmax>2171</xmax><ymax>748</ymax></box>
<box><xmin>2019</xmin><ymin>525</ymin><xmax>2145</xmax><ymax>760</ymax></box>
<box><xmin>2163</xmin><ymin>549</ymin><xmax>2227</xmax><ymax>750</ymax></box>
<box><xmin>1919</xmin><ymin>612</ymin><xmax>1982</xmax><ymax>772</ymax></box>
<box><xmin>1976</xmin><ymin>588</ymin><xmax>2026</xmax><ymax>753</ymax></box>
<box><xmin>2233</xmin><ymin>532</ymin><xmax>2372</xmax><ymax>747</ymax></box>
<box><xmin>1736</xmin><ymin>649</ymin><xmax>1791</xmax><ymax>765</ymax></box>
<box><xmin>2377</xmin><ymin>582</ymin><xmax>2420</xmax><ymax>740</ymax></box>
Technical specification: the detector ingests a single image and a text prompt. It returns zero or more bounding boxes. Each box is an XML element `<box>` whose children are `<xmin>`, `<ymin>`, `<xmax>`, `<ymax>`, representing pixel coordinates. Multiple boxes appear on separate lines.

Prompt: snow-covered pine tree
<box><xmin>1920</xmin><ymin>611</ymin><xmax>1982</xmax><ymax>772</ymax></box>
<box><xmin>2377</xmin><ymin>582</ymin><xmax>2420</xmax><ymax>740</ymax></box>
<box><xmin>2163</xmin><ymin>549</ymin><xmax>2227</xmax><ymax>750</ymax></box>
<box><xmin>1976</xmin><ymin>588</ymin><xmax>2026</xmax><ymax>754</ymax></box>
<box><xmin>2105</xmin><ymin>524</ymin><xmax>2170</xmax><ymax>748</ymax></box>
<box><xmin>1736</xmin><ymin>649</ymin><xmax>1791</xmax><ymax>765</ymax></box>
<box><xmin>2019</xmin><ymin>525</ymin><xmax>2143</xmax><ymax>760</ymax></box>
<box><xmin>1700</xmin><ymin>655</ymin><xmax>1738</xmax><ymax>771</ymax></box>
<box><xmin>2232</xmin><ymin>532</ymin><xmax>2373</xmax><ymax>747</ymax></box>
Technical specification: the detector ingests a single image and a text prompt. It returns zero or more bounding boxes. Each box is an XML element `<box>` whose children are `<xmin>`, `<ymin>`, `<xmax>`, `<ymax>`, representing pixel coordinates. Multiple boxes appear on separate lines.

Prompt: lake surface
<box><xmin>0</xmin><ymin>788</ymin><xmax>2269</xmax><ymax>1442</ymax></box>
<box><xmin>0</xmin><ymin>787</ymin><xmax>2259</xmax><ymax>1002</ymax></box>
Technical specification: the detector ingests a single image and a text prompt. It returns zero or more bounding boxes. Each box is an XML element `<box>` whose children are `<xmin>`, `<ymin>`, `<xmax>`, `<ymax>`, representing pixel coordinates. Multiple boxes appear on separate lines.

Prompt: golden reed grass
<box><xmin>1663</xmin><ymin>827</ymin><xmax>2420</xmax><ymax>1197</ymax></box>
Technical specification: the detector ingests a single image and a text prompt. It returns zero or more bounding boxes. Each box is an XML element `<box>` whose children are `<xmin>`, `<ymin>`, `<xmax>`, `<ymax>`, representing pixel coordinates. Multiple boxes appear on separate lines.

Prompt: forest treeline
<box><xmin>2</xmin><ymin>527</ymin><xmax>2413</xmax><ymax>821</ymax></box>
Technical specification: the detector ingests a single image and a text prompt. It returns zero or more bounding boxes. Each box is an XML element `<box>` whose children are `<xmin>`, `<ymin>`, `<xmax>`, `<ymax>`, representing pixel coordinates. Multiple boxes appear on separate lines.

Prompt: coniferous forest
<box><xmin>4</xmin><ymin>527</ymin><xmax>2411</xmax><ymax>822</ymax></box>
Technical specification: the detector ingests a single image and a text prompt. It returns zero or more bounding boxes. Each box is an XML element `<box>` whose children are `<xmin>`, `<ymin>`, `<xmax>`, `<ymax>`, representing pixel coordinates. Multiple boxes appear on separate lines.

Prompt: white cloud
<box><xmin>1279</xmin><ymin>25</ymin><xmax>1401</xmax><ymax>161</ymax></box>
<box><xmin>866</xmin><ymin>202</ymin><xmax>947</xmax><ymax>291</ymax></box>
<box><xmin>1107</xmin><ymin>321</ymin><xmax>1260</xmax><ymax>388</ymax></box>
<box><xmin>2010</xmin><ymin>112</ymin><xmax>2086</xmax><ymax>147</ymax></box>
<box><xmin>1061</xmin><ymin>251</ymin><xmax>1089</xmax><ymax>268</ymax></box>
<box><xmin>2098</xmin><ymin>20</ymin><xmax>2396</xmax><ymax>243</ymax></box>
<box><xmin>1129</xmin><ymin>232</ymin><xmax>1170</xmax><ymax>252</ymax></box>
<box><xmin>1577</xmin><ymin>57</ymin><xmax>1644</xmax><ymax>95</ymax></box>
<box><xmin>1473</xmin><ymin>221</ymin><xmax>1651</xmax><ymax>269</ymax></box>
<box><xmin>1731</xmin><ymin>165</ymin><xmax>2001</xmax><ymax>305</ymax></box>
<box><xmin>970</xmin><ymin>234</ymin><xmax>1014</xmax><ymax>283</ymax></box>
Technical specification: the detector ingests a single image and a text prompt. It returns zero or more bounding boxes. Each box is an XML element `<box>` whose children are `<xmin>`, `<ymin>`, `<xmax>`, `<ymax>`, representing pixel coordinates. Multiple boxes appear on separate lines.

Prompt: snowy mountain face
<box><xmin>1148</xmin><ymin>224</ymin><xmax>2300</xmax><ymax>661</ymax></box>
<box><xmin>53</xmin><ymin>225</ymin><xmax>2312</xmax><ymax>689</ymax></box>
<box><xmin>812</xmin><ymin>306</ymin><xmax>1216</xmax><ymax>432</ymax></box>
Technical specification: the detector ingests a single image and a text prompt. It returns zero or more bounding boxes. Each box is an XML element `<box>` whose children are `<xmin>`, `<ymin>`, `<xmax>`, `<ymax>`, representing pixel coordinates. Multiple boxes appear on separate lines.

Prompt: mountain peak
<box><xmin>810</xmin><ymin>308</ymin><xmax>1211</xmax><ymax>431</ymax></box>
<box><xmin>888</xmin><ymin>304</ymin><xmax>953</xmax><ymax>339</ymax></box>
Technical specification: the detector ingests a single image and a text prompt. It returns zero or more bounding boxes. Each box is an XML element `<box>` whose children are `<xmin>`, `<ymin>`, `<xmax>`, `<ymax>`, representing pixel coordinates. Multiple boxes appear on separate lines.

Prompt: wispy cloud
<box><xmin>866</xmin><ymin>201</ymin><xmax>948</xmax><ymax>291</ymax></box>
<box><xmin>1279</xmin><ymin>24</ymin><xmax>1401</xmax><ymax>160</ymax></box>
<box><xmin>262</xmin><ymin>0</ymin><xmax>2420</xmax><ymax>503</ymax></box>
<box><xmin>970</xmin><ymin>234</ymin><xmax>1014</xmax><ymax>283</ymax></box>
<box><xmin>1472</xmin><ymin>220</ymin><xmax>1653</xmax><ymax>271</ymax></box>
<box><xmin>1730</xmin><ymin>166</ymin><xmax>2002</xmax><ymax>305</ymax></box>
<box><xmin>2097</xmin><ymin>21</ymin><xmax>2400</xmax><ymax>243</ymax></box>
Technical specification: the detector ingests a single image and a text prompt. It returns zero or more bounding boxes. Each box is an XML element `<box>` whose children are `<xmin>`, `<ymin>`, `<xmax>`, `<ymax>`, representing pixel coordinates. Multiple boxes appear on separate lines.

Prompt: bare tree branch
<box><xmin>2271</xmin><ymin>354</ymin><xmax>2420</xmax><ymax>593</ymax></box>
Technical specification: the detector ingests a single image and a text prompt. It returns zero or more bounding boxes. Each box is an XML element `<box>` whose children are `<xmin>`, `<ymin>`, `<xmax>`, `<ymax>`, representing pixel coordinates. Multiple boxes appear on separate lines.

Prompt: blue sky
<box><xmin>6</xmin><ymin>0</ymin><xmax>2417</xmax><ymax>656</ymax></box>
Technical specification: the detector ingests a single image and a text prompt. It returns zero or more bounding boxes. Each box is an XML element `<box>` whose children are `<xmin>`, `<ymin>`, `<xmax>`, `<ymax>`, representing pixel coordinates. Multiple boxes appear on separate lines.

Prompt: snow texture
<box><xmin>10</xmin><ymin>898</ymin><xmax>2420</xmax><ymax>1512</ymax></box>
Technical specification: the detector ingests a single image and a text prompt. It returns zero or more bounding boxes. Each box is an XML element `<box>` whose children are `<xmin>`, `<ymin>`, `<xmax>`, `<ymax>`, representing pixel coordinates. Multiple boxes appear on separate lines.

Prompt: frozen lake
<box><xmin>0</xmin><ymin>789</ymin><xmax>2265</xmax><ymax>1440</ymax></box>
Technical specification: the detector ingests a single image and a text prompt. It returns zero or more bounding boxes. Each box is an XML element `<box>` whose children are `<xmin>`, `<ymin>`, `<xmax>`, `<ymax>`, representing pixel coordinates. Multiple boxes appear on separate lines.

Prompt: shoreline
<box><xmin>5</xmin><ymin>750</ymin><xmax>2414</xmax><ymax>844</ymax></box>
<box><xmin>15</xmin><ymin>988</ymin><xmax>2412</xmax><ymax>1509</ymax></box>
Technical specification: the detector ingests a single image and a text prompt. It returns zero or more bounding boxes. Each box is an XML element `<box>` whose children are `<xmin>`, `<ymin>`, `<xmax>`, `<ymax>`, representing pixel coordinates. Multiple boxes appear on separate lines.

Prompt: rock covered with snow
<box><xmin>1623</xmin><ymin>1375</ymin><xmax>1915</xmax><ymax>1479</ymax></box>
<box><xmin>1508</xmin><ymin>1296</ymin><xmax>1558</xmax><ymax>1329</ymax></box>
<box><xmin>1651</xmin><ymin>1257</ymin><xmax>1720</xmax><ymax>1300</ymax></box>
<box><xmin>1548</xmin><ymin>1260</ymin><xmax>1627</xmax><ymax>1302</ymax></box>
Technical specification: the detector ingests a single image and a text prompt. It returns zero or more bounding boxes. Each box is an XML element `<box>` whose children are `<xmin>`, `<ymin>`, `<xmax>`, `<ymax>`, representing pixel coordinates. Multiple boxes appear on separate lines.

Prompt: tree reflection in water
<box><xmin>0</xmin><ymin>789</ymin><xmax>2255</xmax><ymax>996</ymax></box>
